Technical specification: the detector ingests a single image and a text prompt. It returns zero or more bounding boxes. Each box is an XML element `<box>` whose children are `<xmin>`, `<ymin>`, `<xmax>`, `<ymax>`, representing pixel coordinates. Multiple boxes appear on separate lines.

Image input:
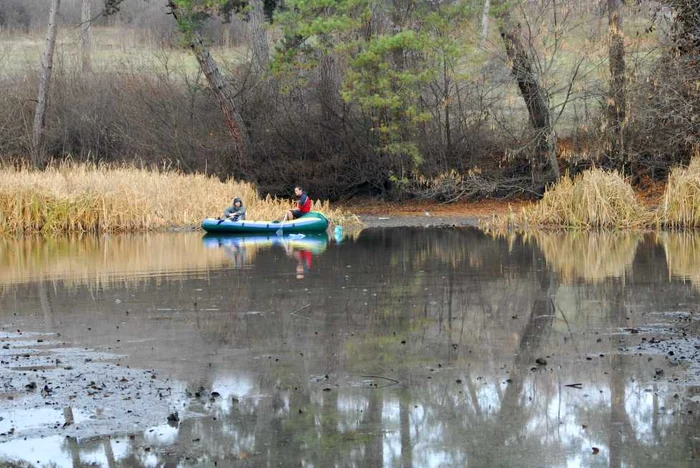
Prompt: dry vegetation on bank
<box><xmin>660</xmin><ymin>158</ymin><xmax>700</xmax><ymax>229</ymax></box>
<box><xmin>0</xmin><ymin>163</ymin><xmax>360</xmax><ymax>233</ymax></box>
<box><xmin>481</xmin><ymin>160</ymin><xmax>700</xmax><ymax>232</ymax></box>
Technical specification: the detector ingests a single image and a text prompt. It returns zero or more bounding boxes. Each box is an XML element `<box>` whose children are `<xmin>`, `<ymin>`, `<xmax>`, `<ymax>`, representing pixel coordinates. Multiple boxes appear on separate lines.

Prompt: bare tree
<box><xmin>81</xmin><ymin>0</ymin><xmax>93</xmax><ymax>73</ymax></box>
<box><xmin>250</xmin><ymin>0</ymin><xmax>269</xmax><ymax>74</ymax></box>
<box><xmin>31</xmin><ymin>0</ymin><xmax>61</xmax><ymax>166</ymax></box>
<box><xmin>492</xmin><ymin>0</ymin><xmax>560</xmax><ymax>187</ymax></box>
<box><xmin>607</xmin><ymin>0</ymin><xmax>626</xmax><ymax>169</ymax></box>
<box><xmin>167</xmin><ymin>1</ymin><xmax>250</xmax><ymax>163</ymax></box>
<box><xmin>480</xmin><ymin>0</ymin><xmax>491</xmax><ymax>47</ymax></box>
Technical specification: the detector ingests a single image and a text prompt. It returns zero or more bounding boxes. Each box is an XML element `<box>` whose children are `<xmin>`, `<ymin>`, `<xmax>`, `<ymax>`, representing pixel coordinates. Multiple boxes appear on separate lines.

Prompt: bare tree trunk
<box><xmin>319</xmin><ymin>53</ymin><xmax>342</xmax><ymax>131</ymax></box>
<box><xmin>250</xmin><ymin>0</ymin><xmax>269</xmax><ymax>74</ymax></box>
<box><xmin>31</xmin><ymin>0</ymin><xmax>61</xmax><ymax>167</ymax></box>
<box><xmin>168</xmin><ymin>3</ymin><xmax>250</xmax><ymax>163</ymax></box>
<box><xmin>493</xmin><ymin>1</ymin><xmax>559</xmax><ymax>187</ymax></box>
<box><xmin>479</xmin><ymin>0</ymin><xmax>491</xmax><ymax>47</ymax></box>
<box><xmin>607</xmin><ymin>0</ymin><xmax>626</xmax><ymax>170</ymax></box>
<box><xmin>81</xmin><ymin>0</ymin><xmax>92</xmax><ymax>73</ymax></box>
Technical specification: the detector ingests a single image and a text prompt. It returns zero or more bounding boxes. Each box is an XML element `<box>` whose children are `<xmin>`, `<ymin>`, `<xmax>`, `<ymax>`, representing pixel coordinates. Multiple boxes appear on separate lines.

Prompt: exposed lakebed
<box><xmin>0</xmin><ymin>228</ymin><xmax>699</xmax><ymax>467</ymax></box>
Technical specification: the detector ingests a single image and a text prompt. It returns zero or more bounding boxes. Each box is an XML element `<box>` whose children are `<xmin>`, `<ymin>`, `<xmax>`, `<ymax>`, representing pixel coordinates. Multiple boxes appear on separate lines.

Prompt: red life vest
<box><xmin>298</xmin><ymin>193</ymin><xmax>312</xmax><ymax>213</ymax></box>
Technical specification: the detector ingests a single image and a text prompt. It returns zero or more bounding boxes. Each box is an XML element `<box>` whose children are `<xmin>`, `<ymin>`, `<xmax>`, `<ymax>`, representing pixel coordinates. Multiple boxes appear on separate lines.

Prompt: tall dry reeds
<box><xmin>481</xmin><ymin>168</ymin><xmax>652</xmax><ymax>231</ymax></box>
<box><xmin>659</xmin><ymin>157</ymin><xmax>700</xmax><ymax>229</ymax></box>
<box><xmin>0</xmin><ymin>163</ymin><xmax>360</xmax><ymax>233</ymax></box>
<box><xmin>525</xmin><ymin>169</ymin><xmax>650</xmax><ymax>229</ymax></box>
<box><xmin>534</xmin><ymin>231</ymin><xmax>641</xmax><ymax>283</ymax></box>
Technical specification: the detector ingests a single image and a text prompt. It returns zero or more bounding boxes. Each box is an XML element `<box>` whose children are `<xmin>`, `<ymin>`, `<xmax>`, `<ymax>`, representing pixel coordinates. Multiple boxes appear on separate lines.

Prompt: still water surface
<box><xmin>0</xmin><ymin>228</ymin><xmax>699</xmax><ymax>467</ymax></box>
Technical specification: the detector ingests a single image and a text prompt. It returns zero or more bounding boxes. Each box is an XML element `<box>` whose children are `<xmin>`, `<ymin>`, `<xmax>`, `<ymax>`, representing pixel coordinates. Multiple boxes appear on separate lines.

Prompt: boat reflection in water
<box><xmin>202</xmin><ymin>233</ymin><xmax>329</xmax><ymax>276</ymax></box>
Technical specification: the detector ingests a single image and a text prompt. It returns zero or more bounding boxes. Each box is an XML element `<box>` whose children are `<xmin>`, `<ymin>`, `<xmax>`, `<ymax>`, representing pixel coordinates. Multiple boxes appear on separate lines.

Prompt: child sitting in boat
<box><xmin>223</xmin><ymin>197</ymin><xmax>246</xmax><ymax>221</ymax></box>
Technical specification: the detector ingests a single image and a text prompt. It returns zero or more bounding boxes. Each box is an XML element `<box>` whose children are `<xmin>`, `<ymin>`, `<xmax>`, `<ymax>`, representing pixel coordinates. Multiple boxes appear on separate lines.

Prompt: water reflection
<box><xmin>0</xmin><ymin>228</ymin><xmax>699</xmax><ymax>467</ymax></box>
<box><xmin>0</xmin><ymin>233</ymin><xmax>232</xmax><ymax>290</ymax></box>
<box><xmin>202</xmin><ymin>233</ymin><xmax>329</xmax><ymax>277</ymax></box>
<box><xmin>661</xmin><ymin>232</ymin><xmax>700</xmax><ymax>289</ymax></box>
<box><xmin>532</xmin><ymin>231</ymin><xmax>642</xmax><ymax>283</ymax></box>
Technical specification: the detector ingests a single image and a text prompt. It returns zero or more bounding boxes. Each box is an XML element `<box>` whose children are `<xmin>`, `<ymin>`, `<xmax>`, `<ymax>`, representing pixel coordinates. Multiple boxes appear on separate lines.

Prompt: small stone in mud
<box><xmin>456</xmin><ymin>379</ymin><xmax>462</xmax><ymax>384</ymax></box>
<box><xmin>655</xmin><ymin>368</ymin><xmax>664</xmax><ymax>376</ymax></box>
<box><xmin>167</xmin><ymin>412</ymin><xmax>179</xmax><ymax>423</ymax></box>
<box><xmin>211</xmin><ymin>391</ymin><xmax>220</xmax><ymax>398</ymax></box>
<box><xmin>592</xmin><ymin>447</ymin><xmax>600</xmax><ymax>455</ymax></box>
<box><xmin>535</xmin><ymin>358</ymin><xmax>547</xmax><ymax>366</ymax></box>
<box><xmin>2</xmin><ymin>344</ymin><xmax>9</xmax><ymax>349</ymax></box>
<box><xmin>25</xmin><ymin>381</ymin><xmax>37</xmax><ymax>391</ymax></box>
<box><xmin>322</xmin><ymin>387</ymin><xmax>332</xmax><ymax>392</ymax></box>
<box><xmin>401</xmin><ymin>340</ymin><xmax>406</xmax><ymax>344</ymax></box>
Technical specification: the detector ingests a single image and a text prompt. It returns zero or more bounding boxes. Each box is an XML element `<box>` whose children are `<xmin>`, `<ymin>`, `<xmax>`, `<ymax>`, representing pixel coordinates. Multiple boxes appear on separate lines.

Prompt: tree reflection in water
<box><xmin>0</xmin><ymin>228</ymin><xmax>698</xmax><ymax>467</ymax></box>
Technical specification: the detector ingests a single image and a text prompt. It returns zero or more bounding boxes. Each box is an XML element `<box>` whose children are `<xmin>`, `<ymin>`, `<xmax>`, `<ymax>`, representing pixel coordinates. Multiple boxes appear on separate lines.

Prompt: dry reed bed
<box><xmin>659</xmin><ymin>158</ymin><xmax>700</xmax><ymax>229</ymax></box>
<box><xmin>0</xmin><ymin>164</ymin><xmax>361</xmax><ymax>233</ymax></box>
<box><xmin>482</xmin><ymin>161</ymin><xmax>700</xmax><ymax>232</ymax></box>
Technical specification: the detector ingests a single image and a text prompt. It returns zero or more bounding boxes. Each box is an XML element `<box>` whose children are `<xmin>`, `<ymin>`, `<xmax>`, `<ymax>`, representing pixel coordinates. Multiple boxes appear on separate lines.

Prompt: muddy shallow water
<box><xmin>1</xmin><ymin>228</ymin><xmax>699</xmax><ymax>467</ymax></box>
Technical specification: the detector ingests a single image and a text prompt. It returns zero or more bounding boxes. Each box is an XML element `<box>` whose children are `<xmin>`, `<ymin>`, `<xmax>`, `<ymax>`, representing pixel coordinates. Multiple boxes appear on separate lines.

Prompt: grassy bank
<box><xmin>482</xmin><ymin>161</ymin><xmax>700</xmax><ymax>232</ymax></box>
<box><xmin>0</xmin><ymin>164</ymin><xmax>360</xmax><ymax>233</ymax></box>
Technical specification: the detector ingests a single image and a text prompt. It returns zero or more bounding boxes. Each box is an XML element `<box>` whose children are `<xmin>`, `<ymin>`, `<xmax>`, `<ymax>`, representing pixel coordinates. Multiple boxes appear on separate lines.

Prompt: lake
<box><xmin>0</xmin><ymin>228</ymin><xmax>699</xmax><ymax>467</ymax></box>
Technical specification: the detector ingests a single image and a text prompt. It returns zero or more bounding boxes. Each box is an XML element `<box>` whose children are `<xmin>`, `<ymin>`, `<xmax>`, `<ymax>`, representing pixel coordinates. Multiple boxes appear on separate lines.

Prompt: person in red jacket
<box><xmin>282</xmin><ymin>186</ymin><xmax>312</xmax><ymax>222</ymax></box>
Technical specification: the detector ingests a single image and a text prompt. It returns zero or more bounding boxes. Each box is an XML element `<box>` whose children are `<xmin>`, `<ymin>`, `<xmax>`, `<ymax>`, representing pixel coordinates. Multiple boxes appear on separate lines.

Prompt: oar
<box><xmin>217</xmin><ymin>215</ymin><xmax>240</xmax><ymax>225</ymax></box>
<box><xmin>276</xmin><ymin>215</ymin><xmax>285</xmax><ymax>236</ymax></box>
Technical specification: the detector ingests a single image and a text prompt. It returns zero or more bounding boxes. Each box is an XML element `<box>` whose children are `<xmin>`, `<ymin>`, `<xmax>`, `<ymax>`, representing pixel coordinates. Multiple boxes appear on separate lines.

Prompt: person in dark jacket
<box><xmin>282</xmin><ymin>186</ymin><xmax>312</xmax><ymax>222</ymax></box>
<box><xmin>223</xmin><ymin>197</ymin><xmax>246</xmax><ymax>221</ymax></box>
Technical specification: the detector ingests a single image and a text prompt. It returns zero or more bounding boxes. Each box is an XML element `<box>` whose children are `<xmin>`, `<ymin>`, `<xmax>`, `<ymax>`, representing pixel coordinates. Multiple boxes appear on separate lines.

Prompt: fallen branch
<box><xmin>361</xmin><ymin>375</ymin><xmax>400</xmax><ymax>385</ymax></box>
<box><xmin>290</xmin><ymin>303</ymin><xmax>311</xmax><ymax>319</ymax></box>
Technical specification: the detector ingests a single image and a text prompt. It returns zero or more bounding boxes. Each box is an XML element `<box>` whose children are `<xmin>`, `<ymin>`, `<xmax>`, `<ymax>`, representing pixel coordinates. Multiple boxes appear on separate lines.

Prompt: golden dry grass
<box><xmin>481</xmin><ymin>168</ymin><xmax>652</xmax><ymax>232</ymax></box>
<box><xmin>659</xmin><ymin>157</ymin><xmax>700</xmax><ymax>229</ymax></box>
<box><xmin>533</xmin><ymin>231</ymin><xmax>641</xmax><ymax>283</ymax></box>
<box><xmin>0</xmin><ymin>163</ymin><xmax>361</xmax><ymax>233</ymax></box>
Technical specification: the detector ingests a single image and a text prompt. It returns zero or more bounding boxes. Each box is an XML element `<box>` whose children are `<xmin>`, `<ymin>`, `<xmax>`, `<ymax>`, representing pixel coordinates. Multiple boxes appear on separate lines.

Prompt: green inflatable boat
<box><xmin>201</xmin><ymin>211</ymin><xmax>329</xmax><ymax>234</ymax></box>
